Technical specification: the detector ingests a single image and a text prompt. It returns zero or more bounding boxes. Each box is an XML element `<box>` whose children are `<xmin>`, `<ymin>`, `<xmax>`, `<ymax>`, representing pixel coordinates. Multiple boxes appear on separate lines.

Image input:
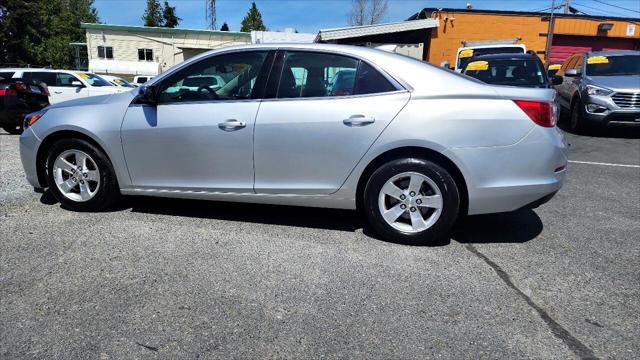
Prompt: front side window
<box><xmin>56</xmin><ymin>73</ymin><xmax>81</xmax><ymax>87</ymax></box>
<box><xmin>158</xmin><ymin>51</ymin><xmax>268</xmax><ymax>103</ymax></box>
<box><xmin>138</xmin><ymin>48</ymin><xmax>153</xmax><ymax>61</ymax></box>
<box><xmin>97</xmin><ymin>46</ymin><xmax>113</xmax><ymax>59</ymax></box>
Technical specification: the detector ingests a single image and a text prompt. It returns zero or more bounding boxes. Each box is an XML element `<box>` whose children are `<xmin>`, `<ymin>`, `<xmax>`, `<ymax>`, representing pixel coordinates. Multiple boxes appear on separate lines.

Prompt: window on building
<box><xmin>138</xmin><ymin>48</ymin><xmax>154</xmax><ymax>61</ymax></box>
<box><xmin>97</xmin><ymin>46</ymin><xmax>113</xmax><ymax>59</ymax></box>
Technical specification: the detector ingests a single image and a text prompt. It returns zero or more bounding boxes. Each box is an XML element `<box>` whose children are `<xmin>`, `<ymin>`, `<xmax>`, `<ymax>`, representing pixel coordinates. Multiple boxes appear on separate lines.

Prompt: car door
<box><xmin>556</xmin><ymin>56</ymin><xmax>578</xmax><ymax>108</ymax></box>
<box><xmin>253</xmin><ymin>50</ymin><xmax>410</xmax><ymax>195</ymax></box>
<box><xmin>54</xmin><ymin>72</ymin><xmax>89</xmax><ymax>103</ymax></box>
<box><xmin>121</xmin><ymin>50</ymin><xmax>272</xmax><ymax>192</ymax></box>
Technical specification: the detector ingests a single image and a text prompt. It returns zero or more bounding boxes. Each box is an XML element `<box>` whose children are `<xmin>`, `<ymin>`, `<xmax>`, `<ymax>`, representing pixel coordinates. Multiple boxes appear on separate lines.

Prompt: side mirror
<box><xmin>565</xmin><ymin>69</ymin><xmax>580</xmax><ymax>77</ymax></box>
<box><xmin>137</xmin><ymin>85</ymin><xmax>158</xmax><ymax>106</ymax></box>
<box><xmin>71</xmin><ymin>81</ymin><xmax>85</xmax><ymax>87</ymax></box>
<box><xmin>551</xmin><ymin>75</ymin><xmax>563</xmax><ymax>85</ymax></box>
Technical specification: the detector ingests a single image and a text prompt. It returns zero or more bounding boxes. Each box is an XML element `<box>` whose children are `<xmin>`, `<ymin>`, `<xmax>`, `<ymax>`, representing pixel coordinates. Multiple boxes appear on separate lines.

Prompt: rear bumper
<box><xmin>445</xmin><ymin>126</ymin><xmax>568</xmax><ymax>215</ymax></box>
<box><xmin>19</xmin><ymin>127</ymin><xmax>43</xmax><ymax>188</ymax></box>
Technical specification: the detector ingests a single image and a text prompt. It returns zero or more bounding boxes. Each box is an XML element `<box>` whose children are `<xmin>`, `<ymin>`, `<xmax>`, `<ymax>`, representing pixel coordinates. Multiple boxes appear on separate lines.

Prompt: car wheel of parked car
<box><xmin>46</xmin><ymin>138</ymin><xmax>120</xmax><ymax>211</ymax></box>
<box><xmin>363</xmin><ymin>158</ymin><xmax>460</xmax><ymax>245</ymax></box>
<box><xmin>569</xmin><ymin>98</ymin><xmax>588</xmax><ymax>134</ymax></box>
<box><xmin>2</xmin><ymin>124</ymin><xmax>23</xmax><ymax>135</ymax></box>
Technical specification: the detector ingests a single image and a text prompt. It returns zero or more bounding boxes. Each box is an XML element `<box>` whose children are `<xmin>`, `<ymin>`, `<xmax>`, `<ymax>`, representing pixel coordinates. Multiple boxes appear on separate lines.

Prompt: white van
<box><xmin>454</xmin><ymin>44</ymin><xmax>527</xmax><ymax>72</ymax></box>
<box><xmin>0</xmin><ymin>69</ymin><xmax>128</xmax><ymax>104</ymax></box>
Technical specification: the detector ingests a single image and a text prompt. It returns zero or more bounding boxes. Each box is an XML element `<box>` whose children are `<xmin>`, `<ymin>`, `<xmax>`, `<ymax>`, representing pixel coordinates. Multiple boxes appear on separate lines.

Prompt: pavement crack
<box><xmin>135</xmin><ymin>342</ymin><xmax>159</xmax><ymax>352</ymax></box>
<box><xmin>464</xmin><ymin>244</ymin><xmax>598</xmax><ymax>360</ymax></box>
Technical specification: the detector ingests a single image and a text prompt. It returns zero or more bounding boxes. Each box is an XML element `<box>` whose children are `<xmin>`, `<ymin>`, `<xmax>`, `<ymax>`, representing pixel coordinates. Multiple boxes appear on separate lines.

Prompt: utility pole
<box><xmin>544</xmin><ymin>0</ymin><xmax>556</xmax><ymax>63</ymax></box>
<box><xmin>563</xmin><ymin>0</ymin><xmax>571</xmax><ymax>14</ymax></box>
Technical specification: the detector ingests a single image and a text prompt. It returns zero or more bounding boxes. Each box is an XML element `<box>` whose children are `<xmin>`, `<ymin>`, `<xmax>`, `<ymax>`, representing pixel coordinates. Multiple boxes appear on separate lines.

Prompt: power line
<box><xmin>590</xmin><ymin>0</ymin><xmax>640</xmax><ymax>14</ymax></box>
<box><xmin>573</xmin><ymin>2</ymin><xmax>631</xmax><ymax>17</ymax></box>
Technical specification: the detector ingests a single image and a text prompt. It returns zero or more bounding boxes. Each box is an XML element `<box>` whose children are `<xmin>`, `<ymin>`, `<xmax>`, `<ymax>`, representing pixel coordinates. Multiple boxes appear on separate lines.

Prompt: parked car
<box><xmin>554</xmin><ymin>50</ymin><xmax>640</xmax><ymax>132</ymax></box>
<box><xmin>455</xmin><ymin>43</ymin><xmax>526</xmax><ymax>72</ymax></box>
<box><xmin>0</xmin><ymin>77</ymin><xmax>49</xmax><ymax>134</ymax></box>
<box><xmin>0</xmin><ymin>69</ymin><xmax>127</xmax><ymax>104</ymax></box>
<box><xmin>329</xmin><ymin>69</ymin><xmax>356</xmax><ymax>96</ymax></box>
<box><xmin>462</xmin><ymin>53</ymin><xmax>562</xmax><ymax>89</ymax></box>
<box><xmin>133</xmin><ymin>75</ymin><xmax>155</xmax><ymax>85</ymax></box>
<box><xmin>19</xmin><ymin>44</ymin><xmax>567</xmax><ymax>244</ymax></box>
<box><xmin>547</xmin><ymin>63</ymin><xmax>562</xmax><ymax>77</ymax></box>
<box><xmin>99</xmin><ymin>74</ymin><xmax>137</xmax><ymax>88</ymax></box>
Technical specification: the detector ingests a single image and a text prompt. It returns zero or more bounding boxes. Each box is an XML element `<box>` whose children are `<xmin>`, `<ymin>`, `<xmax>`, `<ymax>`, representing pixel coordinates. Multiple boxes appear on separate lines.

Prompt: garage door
<box><xmin>549</xmin><ymin>35</ymin><xmax>638</xmax><ymax>63</ymax></box>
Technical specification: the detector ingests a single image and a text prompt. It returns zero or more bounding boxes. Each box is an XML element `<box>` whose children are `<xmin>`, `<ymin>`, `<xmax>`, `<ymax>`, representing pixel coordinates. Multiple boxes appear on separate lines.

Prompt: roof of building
<box><xmin>80</xmin><ymin>23</ymin><xmax>251</xmax><ymax>37</ymax></box>
<box><xmin>407</xmin><ymin>7</ymin><xmax>640</xmax><ymax>22</ymax></box>
<box><xmin>316</xmin><ymin>18</ymin><xmax>439</xmax><ymax>42</ymax></box>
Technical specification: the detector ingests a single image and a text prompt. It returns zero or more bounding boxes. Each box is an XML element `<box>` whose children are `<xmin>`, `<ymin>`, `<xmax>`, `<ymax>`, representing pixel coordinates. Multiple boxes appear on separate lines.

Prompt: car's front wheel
<box><xmin>569</xmin><ymin>98</ymin><xmax>588</xmax><ymax>134</ymax></box>
<box><xmin>363</xmin><ymin>158</ymin><xmax>460</xmax><ymax>245</ymax></box>
<box><xmin>46</xmin><ymin>138</ymin><xmax>120</xmax><ymax>211</ymax></box>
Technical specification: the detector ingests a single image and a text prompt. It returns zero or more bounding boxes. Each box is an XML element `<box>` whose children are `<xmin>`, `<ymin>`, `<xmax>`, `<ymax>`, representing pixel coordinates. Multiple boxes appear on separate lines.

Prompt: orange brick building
<box><xmin>408</xmin><ymin>8</ymin><xmax>640</xmax><ymax>65</ymax></box>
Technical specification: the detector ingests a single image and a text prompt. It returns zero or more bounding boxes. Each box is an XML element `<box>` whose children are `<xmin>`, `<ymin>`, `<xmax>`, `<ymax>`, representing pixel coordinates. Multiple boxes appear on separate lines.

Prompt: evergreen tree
<box><xmin>240</xmin><ymin>2</ymin><xmax>266</xmax><ymax>32</ymax></box>
<box><xmin>162</xmin><ymin>1</ymin><xmax>180</xmax><ymax>28</ymax></box>
<box><xmin>0</xmin><ymin>0</ymin><xmax>99</xmax><ymax>68</ymax></box>
<box><xmin>220</xmin><ymin>22</ymin><xmax>229</xmax><ymax>31</ymax></box>
<box><xmin>142</xmin><ymin>0</ymin><xmax>163</xmax><ymax>27</ymax></box>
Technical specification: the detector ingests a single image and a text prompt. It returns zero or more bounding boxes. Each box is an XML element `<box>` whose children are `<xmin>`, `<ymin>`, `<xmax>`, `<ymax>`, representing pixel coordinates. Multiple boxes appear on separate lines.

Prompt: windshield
<box><xmin>77</xmin><ymin>72</ymin><xmax>112</xmax><ymax>87</ymax></box>
<box><xmin>464</xmin><ymin>58</ymin><xmax>547</xmax><ymax>87</ymax></box>
<box><xmin>586</xmin><ymin>55</ymin><xmax>640</xmax><ymax>76</ymax></box>
<box><xmin>457</xmin><ymin>47</ymin><xmax>524</xmax><ymax>70</ymax></box>
<box><xmin>112</xmin><ymin>78</ymin><xmax>136</xmax><ymax>88</ymax></box>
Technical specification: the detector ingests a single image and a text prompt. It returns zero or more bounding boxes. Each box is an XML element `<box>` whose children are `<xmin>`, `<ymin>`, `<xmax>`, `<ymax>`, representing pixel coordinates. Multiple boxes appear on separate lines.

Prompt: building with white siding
<box><xmin>80</xmin><ymin>23</ymin><xmax>251</xmax><ymax>80</ymax></box>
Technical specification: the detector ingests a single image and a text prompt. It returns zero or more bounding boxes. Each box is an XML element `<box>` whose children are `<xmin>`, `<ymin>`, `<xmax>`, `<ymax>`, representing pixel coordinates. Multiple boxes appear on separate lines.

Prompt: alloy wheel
<box><xmin>52</xmin><ymin>149</ymin><xmax>101</xmax><ymax>202</ymax></box>
<box><xmin>377</xmin><ymin>171</ymin><xmax>443</xmax><ymax>233</ymax></box>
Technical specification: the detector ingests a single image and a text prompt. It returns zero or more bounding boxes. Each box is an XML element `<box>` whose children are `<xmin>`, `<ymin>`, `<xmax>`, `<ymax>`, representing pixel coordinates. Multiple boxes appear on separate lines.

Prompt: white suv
<box><xmin>0</xmin><ymin>69</ymin><xmax>129</xmax><ymax>104</ymax></box>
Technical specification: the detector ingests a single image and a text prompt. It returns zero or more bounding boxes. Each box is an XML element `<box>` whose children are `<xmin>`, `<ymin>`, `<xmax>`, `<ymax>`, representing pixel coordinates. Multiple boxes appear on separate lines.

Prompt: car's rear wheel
<box><xmin>363</xmin><ymin>158</ymin><xmax>460</xmax><ymax>245</ymax></box>
<box><xmin>2</xmin><ymin>124</ymin><xmax>23</xmax><ymax>135</ymax></box>
<box><xmin>46</xmin><ymin>138</ymin><xmax>120</xmax><ymax>211</ymax></box>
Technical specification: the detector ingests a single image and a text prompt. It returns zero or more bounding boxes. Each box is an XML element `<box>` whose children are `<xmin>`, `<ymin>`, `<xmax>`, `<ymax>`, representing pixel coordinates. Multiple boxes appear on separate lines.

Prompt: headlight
<box><xmin>585</xmin><ymin>85</ymin><xmax>613</xmax><ymax>96</ymax></box>
<box><xmin>24</xmin><ymin>109</ymin><xmax>48</xmax><ymax>129</ymax></box>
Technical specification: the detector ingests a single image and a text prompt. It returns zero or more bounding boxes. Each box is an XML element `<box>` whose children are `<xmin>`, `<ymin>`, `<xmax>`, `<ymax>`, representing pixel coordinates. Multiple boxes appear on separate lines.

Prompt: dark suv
<box><xmin>554</xmin><ymin>50</ymin><xmax>640</xmax><ymax>133</ymax></box>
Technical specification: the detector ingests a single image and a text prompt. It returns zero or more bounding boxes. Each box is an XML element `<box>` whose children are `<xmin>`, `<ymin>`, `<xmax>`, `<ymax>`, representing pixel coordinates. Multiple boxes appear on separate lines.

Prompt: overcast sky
<box><xmin>93</xmin><ymin>0</ymin><xmax>640</xmax><ymax>33</ymax></box>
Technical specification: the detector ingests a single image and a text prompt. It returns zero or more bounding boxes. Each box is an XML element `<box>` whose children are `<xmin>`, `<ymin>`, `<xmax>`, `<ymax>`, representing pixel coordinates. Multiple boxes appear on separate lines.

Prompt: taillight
<box><xmin>513</xmin><ymin>100</ymin><xmax>557</xmax><ymax>128</ymax></box>
<box><xmin>0</xmin><ymin>89</ymin><xmax>17</xmax><ymax>96</ymax></box>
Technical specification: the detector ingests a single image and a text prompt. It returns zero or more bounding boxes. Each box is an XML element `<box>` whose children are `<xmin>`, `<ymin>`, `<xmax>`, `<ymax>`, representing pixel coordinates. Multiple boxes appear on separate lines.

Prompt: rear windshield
<box><xmin>458</xmin><ymin>47</ymin><xmax>524</xmax><ymax>70</ymax></box>
<box><xmin>464</xmin><ymin>58</ymin><xmax>546</xmax><ymax>87</ymax></box>
<box><xmin>586</xmin><ymin>55</ymin><xmax>640</xmax><ymax>76</ymax></box>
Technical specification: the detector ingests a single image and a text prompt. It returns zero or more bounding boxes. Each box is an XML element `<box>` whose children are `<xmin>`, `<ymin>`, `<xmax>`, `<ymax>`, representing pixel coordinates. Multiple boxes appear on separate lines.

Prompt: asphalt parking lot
<box><xmin>1</xmin><ymin>125</ymin><xmax>639</xmax><ymax>359</ymax></box>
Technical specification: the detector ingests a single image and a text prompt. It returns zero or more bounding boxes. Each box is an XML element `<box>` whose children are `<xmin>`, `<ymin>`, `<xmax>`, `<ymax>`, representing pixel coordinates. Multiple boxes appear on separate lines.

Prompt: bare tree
<box><xmin>348</xmin><ymin>0</ymin><xmax>388</xmax><ymax>26</ymax></box>
<box><xmin>206</xmin><ymin>0</ymin><xmax>217</xmax><ymax>30</ymax></box>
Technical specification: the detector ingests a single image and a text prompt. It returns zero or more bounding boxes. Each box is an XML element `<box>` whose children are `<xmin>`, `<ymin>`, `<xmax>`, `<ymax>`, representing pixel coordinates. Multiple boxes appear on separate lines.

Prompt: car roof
<box><xmin>469</xmin><ymin>53</ymin><xmax>538</xmax><ymax>61</ymax></box>
<box><xmin>586</xmin><ymin>50</ymin><xmax>640</xmax><ymax>57</ymax></box>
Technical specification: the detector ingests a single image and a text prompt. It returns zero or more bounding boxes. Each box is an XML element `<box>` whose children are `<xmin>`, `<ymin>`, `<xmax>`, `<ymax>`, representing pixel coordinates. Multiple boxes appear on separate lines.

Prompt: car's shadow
<box><xmin>558</xmin><ymin>114</ymin><xmax>640</xmax><ymax>139</ymax></box>
<box><xmin>41</xmin><ymin>191</ymin><xmax>543</xmax><ymax>246</ymax></box>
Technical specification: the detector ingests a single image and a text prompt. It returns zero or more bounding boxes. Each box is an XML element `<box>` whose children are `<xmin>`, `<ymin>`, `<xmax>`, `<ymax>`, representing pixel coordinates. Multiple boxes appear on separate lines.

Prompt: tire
<box><xmin>569</xmin><ymin>98</ymin><xmax>589</xmax><ymax>134</ymax></box>
<box><xmin>363</xmin><ymin>158</ymin><xmax>460</xmax><ymax>245</ymax></box>
<box><xmin>46</xmin><ymin>138</ymin><xmax>120</xmax><ymax>211</ymax></box>
<box><xmin>2</xmin><ymin>123</ymin><xmax>23</xmax><ymax>135</ymax></box>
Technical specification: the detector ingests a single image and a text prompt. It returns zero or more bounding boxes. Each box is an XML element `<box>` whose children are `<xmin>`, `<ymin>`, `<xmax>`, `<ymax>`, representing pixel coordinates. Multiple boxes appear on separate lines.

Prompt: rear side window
<box><xmin>0</xmin><ymin>72</ymin><xmax>15</xmax><ymax>79</ymax></box>
<box><xmin>22</xmin><ymin>72</ymin><xmax>57</xmax><ymax>86</ymax></box>
<box><xmin>277</xmin><ymin>51</ymin><xmax>358</xmax><ymax>98</ymax></box>
<box><xmin>354</xmin><ymin>62</ymin><xmax>397</xmax><ymax>95</ymax></box>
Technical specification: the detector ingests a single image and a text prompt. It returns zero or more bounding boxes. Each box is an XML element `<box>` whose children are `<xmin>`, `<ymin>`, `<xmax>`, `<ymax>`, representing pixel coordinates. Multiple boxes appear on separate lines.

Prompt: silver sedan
<box><xmin>20</xmin><ymin>44</ymin><xmax>568</xmax><ymax>244</ymax></box>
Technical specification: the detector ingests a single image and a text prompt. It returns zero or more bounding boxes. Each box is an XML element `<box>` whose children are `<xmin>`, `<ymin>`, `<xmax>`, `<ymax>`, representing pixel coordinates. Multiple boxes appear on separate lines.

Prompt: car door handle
<box><xmin>54</xmin><ymin>90</ymin><xmax>63</xmax><ymax>94</ymax></box>
<box><xmin>343</xmin><ymin>115</ymin><xmax>375</xmax><ymax>126</ymax></box>
<box><xmin>218</xmin><ymin>119</ymin><xmax>246</xmax><ymax>131</ymax></box>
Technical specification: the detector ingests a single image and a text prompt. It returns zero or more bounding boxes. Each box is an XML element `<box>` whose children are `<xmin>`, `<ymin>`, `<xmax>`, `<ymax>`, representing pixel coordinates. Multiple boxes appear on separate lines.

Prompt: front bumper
<box><xmin>19</xmin><ymin>127</ymin><xmax>43</xmax><ymax>188</ymax></box>
<box><xmin>445</xmin><ymin>126</ymin><xmax>568</xmax><ymax>215</ymax></box>
<box><xmin>582</xmin><ymin>94</ymin><xmax>640</xmax><ymax>126</ymax></box>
